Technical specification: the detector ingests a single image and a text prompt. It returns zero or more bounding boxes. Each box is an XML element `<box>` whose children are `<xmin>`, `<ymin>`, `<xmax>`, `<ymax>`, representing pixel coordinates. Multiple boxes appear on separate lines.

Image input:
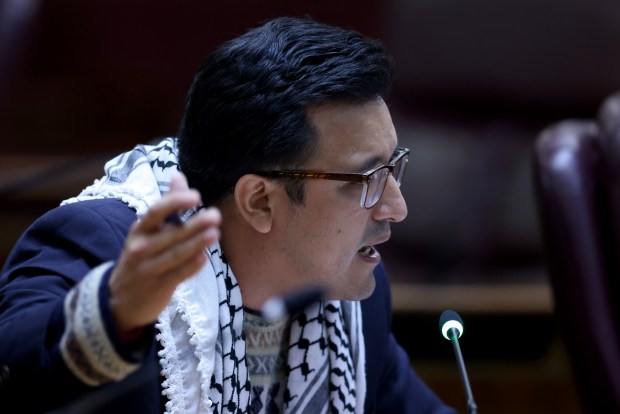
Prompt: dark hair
<box><xmin>178</xmin><ymin>16</ymin><xmax>394</xmax><ymax>206</ymax></box>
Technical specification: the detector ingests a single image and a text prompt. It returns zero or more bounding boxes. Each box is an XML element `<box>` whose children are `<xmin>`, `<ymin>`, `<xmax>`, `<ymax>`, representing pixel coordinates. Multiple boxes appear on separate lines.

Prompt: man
<box><xmin>0</xmin><ymin>17</ymin><xmax>456</xmax><ymax>413</ymax></box>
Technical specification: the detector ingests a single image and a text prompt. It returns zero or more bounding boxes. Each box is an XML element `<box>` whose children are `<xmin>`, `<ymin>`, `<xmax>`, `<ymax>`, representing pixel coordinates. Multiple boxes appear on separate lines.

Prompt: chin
<box><xmin>357</xmin><ymin>277</ymin><xmax>376</xmax><ymax>300</ymax></box>
<box><xmin>327</xmin><ymin>275</ymin><xmax>376</xmax><ymax>301</ymax></box>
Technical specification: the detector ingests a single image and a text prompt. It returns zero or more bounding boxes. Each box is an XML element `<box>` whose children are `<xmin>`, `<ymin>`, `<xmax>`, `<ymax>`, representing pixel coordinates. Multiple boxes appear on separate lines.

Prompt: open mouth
<box><xmin>357</xmin><ymin>245</ymin><xmax>378</xmax><ymax>258</ymax></box>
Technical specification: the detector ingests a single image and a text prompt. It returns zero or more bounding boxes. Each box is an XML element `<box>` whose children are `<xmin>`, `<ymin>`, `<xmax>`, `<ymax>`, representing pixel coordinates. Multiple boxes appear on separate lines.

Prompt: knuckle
<box><xmin>125</xmin><ymin>238</ymin><xmax>147</xmax><ymax>260</ymax></box>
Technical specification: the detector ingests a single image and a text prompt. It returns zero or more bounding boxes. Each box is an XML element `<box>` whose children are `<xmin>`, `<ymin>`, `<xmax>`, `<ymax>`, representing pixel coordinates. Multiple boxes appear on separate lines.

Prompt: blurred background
<box><xmin>2</xmin><ymin>0</ymin><xmax>620</xmax><ymax>412</ymax></box>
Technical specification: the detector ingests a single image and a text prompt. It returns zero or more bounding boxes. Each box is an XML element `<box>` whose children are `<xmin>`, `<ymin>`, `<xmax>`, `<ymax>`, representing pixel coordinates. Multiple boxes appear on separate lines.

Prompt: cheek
<box><xmin>321</xmin><ymin>220</ymin><xmax>365</xmax><ymax>258</ymax></box>
<box><xmin>298</xmin><ymin>195</ymin><xmax>368</xmax><ymax>253</ymax></box>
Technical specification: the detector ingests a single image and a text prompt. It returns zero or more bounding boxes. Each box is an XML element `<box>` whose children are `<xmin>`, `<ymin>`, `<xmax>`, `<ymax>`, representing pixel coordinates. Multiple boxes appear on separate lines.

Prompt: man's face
<box><xmin>272</xmin><ymin>99</ymin><xmax>408</xmax><ymax>301</ymax></box>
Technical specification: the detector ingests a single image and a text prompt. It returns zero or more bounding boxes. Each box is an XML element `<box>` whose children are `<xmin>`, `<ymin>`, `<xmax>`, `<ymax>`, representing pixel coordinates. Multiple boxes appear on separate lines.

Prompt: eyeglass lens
<box><xmin>393</xmin><ymin>155</ymin><xmax>407</xmax><ymax>186</ymax></box>
<box><xmin>365</xmin><ymin>169</ymin><xmax>389</xmax><ymax>208</ymax></box>
<box><xmin>364</xmin><ymin>153</ymin><xmax>408</xmax><ymax>208</ymax></box>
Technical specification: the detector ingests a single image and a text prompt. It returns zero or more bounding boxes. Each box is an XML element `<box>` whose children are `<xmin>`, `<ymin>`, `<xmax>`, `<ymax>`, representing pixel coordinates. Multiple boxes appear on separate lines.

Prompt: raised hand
<box><xmin>108</xmin><ymin>172</ymin><xmax>221</xmax><ymax>333</ymax></box>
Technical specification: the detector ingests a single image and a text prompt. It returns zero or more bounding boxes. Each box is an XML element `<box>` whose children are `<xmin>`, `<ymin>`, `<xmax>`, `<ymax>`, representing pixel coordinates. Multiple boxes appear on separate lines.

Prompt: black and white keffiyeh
<box><xmin>63</xmin><ymin>138</ymin><xmax>366</xmax><ymax>414</ymax></box>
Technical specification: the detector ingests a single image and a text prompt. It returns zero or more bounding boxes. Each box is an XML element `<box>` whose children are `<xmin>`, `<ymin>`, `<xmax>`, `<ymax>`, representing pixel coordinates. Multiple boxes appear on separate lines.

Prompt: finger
<box><xmin>138</xmin><ymin>190</ymin><xmax>202</xmax><ymax>233</ymax></box>
<box><xmin>164</xmin><ymin>172</ymin><xmax>192</xmax><ymax>224</ymax></box>
<box><xmin>160</xmin><ymin>252</ymin><xmax>209</xmax><ymax>288</ymax></box>
<box><xmin>169</xmin><ymin>171</ymin><xmax>190</xmax><ymax>193</ymax></box>
<box><xmin>135</xmin><ymin>224</ymin><xmax>219</xmax><ymax>284</ymax></box>
<box><xmin>110</xmin><ymin>249</ymin><xmax>209</xmax><ymax>330</ymax></box>
<box><xmin>124</xmin><ymin>208</ymin><xmax>221</xmax><ymax>262</ymax></box>
<box><xmin>136</xmin><ymin>172</ymin><xmax>201</xmax><ymax>232</ymax></box>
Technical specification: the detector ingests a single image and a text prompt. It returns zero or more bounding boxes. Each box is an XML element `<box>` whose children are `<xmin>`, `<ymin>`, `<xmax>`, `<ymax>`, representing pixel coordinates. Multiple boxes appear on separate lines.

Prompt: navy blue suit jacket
<box><xmin>0</xmin><ymin>199</ymin><xmax>456</xmax><ymax>413</ymax></box>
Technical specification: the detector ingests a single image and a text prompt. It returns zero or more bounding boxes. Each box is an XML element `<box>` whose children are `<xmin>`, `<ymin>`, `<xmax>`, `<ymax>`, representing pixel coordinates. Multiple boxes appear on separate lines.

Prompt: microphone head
<box><xmin>439</xmin><ymin>309</ymin><xmax>464</xmax><ymax>340</ymax></box>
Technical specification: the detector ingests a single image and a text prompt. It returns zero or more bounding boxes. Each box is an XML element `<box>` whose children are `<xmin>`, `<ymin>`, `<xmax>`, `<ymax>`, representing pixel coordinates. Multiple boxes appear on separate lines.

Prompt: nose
<box><xmin>371</xmin><ymin>176</ymin><xmax>408</xmax><ymax>222</ymax></box>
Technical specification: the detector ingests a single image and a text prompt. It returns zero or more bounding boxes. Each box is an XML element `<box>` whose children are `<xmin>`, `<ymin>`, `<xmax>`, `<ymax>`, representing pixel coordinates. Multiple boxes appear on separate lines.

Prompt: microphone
<box><xmin>439</xmin><ymin>309</ymin><xmax>478</xmax><ymax>414</ymax></box>
<box><xmin>261</xmin><ymin>285</ymin><xmax>325</xmax><ymax>322</ymax></box>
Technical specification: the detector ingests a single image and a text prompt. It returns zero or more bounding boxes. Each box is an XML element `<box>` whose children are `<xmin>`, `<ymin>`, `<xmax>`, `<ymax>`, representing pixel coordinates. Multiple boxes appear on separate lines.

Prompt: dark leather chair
<box><xmin>534</xmin><ymin>92</ymin><xmax>620</xmax><ymax>413</ymax></box>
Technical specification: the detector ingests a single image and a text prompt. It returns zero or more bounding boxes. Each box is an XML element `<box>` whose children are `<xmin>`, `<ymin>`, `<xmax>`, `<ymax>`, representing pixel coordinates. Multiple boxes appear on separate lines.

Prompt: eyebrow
<box><xmin>353</xmin><ymin>146</ymin><xmax>400</xmax><ymax>173</ymax></box>
<box><xmin>354</xmin><ymin>155</ymin><xmax>385</xmax><ymax>173</ymax></box>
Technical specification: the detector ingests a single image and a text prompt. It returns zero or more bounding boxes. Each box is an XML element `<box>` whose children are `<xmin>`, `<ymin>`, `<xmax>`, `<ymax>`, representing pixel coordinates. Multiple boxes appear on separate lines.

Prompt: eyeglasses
<box><xmin>254</xmin><ymin>147</ymin><xmax>409</xmax><ymax>209</ymax></box>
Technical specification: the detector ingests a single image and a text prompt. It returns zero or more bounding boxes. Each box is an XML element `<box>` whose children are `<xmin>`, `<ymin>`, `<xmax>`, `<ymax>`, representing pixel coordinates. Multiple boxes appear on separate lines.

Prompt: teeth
<box><xmin>358</xmin><ymin>246</ymin><xmax>374</xmax><ymax>257</ymax></box>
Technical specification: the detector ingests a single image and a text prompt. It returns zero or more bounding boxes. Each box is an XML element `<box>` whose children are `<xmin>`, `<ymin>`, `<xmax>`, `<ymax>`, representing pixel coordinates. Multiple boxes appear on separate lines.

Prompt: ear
<box><xmin>233</xmin><ymin>174</ymin><xmax>277</xmax><ymax>234</ymax></box>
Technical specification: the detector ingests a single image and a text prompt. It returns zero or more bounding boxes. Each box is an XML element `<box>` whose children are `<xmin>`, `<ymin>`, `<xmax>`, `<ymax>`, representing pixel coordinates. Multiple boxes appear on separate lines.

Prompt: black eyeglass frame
<box><xmin>254</xmin><ymin>146</ymin><xmax>409</xmax><ymax>209</ymax></box>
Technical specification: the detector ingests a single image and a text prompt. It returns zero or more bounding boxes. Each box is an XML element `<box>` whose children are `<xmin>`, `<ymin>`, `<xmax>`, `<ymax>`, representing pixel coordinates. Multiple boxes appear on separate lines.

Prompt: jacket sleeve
<box><xmin>0</xmin><ymin>199</ymin><xmax>149</xmax><ymax>412</ymax></box>
<box><xmin>363</xmin><ymin>262</ymin><xmax>458</xmax><ymax>414</ymax></box>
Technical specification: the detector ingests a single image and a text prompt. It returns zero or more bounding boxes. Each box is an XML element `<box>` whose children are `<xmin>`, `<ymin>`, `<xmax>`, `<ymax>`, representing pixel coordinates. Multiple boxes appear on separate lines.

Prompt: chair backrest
<box><xmin>534</xmin><ymin>92</ymin><xmax>620</xmax><ymax>413</ymax></box>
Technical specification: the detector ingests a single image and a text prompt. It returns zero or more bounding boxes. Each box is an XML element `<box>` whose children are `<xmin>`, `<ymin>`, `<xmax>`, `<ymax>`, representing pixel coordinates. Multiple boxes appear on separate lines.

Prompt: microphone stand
<box><xmin>449</xmin><ymin>327</ymin><xmax>478</xmax><ymax>414</ymax></box>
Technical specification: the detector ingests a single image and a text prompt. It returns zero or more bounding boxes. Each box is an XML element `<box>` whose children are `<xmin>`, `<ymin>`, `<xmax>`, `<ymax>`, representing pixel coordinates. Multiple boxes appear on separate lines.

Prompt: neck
<box><xmin>219</xmin><ymin>203</ymin><xmax>298</xmax><ymax>310</ymax></box>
